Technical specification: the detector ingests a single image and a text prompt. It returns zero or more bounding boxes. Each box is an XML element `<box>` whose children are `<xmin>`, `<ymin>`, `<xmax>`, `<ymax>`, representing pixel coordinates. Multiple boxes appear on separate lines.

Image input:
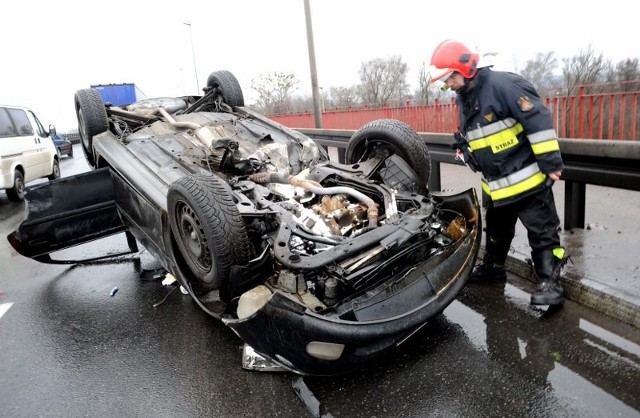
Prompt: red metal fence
<box><xmin>545</xmin><ymin>87</ymin><xmax>638</xmax><ymax>140</ymax></box>
<box><xmin>270</xmin><ymin>87</ymin><xmax>639</xmax><ymax>140</ymax></box>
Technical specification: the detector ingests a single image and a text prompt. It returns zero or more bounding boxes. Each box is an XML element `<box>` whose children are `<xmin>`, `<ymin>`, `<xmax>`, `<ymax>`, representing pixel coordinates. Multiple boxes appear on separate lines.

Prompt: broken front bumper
<box><xmin>225</xmin><ymin>188</ymin><xmax>481</xmax><ymax>375</ymax></box>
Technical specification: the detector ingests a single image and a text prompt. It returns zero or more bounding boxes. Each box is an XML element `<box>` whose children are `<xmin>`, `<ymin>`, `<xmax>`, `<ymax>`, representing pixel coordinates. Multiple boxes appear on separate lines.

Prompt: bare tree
<box><xmin>289</xmin><ymin>94</ymin><xmax>315</xmax><ymax>113</ymax></box>
<box><xmin>562</xmin><ymin>45</ymin><xmax>611</xmax><ymax>94</ymax></box>
<box><xmin>414</xmin><ymin>62</ymin><xmax>430</xmax><ymax>105</ymax></box>
<box><xmin>327</xmin><ymin>86</ymin><xmax>360</xmax><ymax>109</ymax></box>
<box><xmin>250</xmin><ymin>72</ymin><xmax>299</xmax><ymax>114</ymax></box>
<box><xmin>518</xmin><ymin>52</ymin><xmax>562</xmax><ymax>95</ymax></box>
<box><xmin>358</xmin><ymin>55</ymin><xmax>410</xmax><ymax>105</ymax></box>
<box><xmin>612</xmin><ymin>58</ymin><xmax>640</xmax><ymax>91</ymax></box>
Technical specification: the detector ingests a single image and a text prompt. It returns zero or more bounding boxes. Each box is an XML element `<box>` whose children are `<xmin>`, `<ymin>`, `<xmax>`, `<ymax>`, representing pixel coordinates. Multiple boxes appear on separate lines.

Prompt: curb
<box><xmin>503</xmin><ymin>253</ymin><xmax>640</xmax><ymax>330</ymax></box>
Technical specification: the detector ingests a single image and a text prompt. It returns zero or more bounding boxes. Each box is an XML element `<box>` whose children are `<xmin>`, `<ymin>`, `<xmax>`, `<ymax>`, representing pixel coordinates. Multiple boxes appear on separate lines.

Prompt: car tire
<box><xmin>168</xmin><ymin>174</ymin><xmax>251</xmax><ymax>293</ymax></box>
<box><xmin>75</xmin><ymin>89</ymin><xmax>108</xmax><ymax>168</ymax></box>
<box><xmin>6</xmin><ymin>170</ymin><xmax>25</xmax><ymax>201</ymax></box>
<box><xmin>345</xmin><ymin>119</ymin><xmax>432</xmax><ymax>195</ymax></box>
<box><xmin>47</xmin><ymin>159</ymin><xmax>61</xmax><ymax>181</ymax></box>
<box><xmin>206</xmin><ymin>70</ymin><xmax>245</xmax><ymax>108</ymax></box>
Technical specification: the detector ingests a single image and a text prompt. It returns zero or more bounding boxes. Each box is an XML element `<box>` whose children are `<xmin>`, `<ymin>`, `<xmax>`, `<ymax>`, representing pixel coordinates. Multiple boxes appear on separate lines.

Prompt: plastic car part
<box><xmin>242</xmin><ymin>344</ymin><xmax>287</xmax><ymax>372</ymax></box>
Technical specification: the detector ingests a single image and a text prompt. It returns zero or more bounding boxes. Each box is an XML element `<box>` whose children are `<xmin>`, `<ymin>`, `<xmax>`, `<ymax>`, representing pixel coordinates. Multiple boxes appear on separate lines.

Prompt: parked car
<box><xmin>51</xmin><ymin>133</ymin><xmax>73</xmax><ymax>158</ymax></box>
<box><xmin>8</xmin><ymin>70</ymin><xmax>481</xmax><ymax>375</ymax></box>
<box><xmin>0</xmin><ymin>104</ymin><xmax>61</xmax><ymax>201</ymax></box>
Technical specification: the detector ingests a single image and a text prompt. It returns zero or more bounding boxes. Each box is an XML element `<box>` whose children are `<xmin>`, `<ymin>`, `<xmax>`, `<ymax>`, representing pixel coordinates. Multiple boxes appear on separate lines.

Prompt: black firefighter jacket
<box><xmin>454</xmin><ymin>67</ymin><xmax>564</xmax><ymax>207</ymax></box>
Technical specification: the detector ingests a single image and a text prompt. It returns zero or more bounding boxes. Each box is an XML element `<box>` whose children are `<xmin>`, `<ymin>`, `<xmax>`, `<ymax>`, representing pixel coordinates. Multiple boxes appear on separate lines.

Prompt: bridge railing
<box><xmin>297</xmin><ymin>128</ymin><xmax>640</xmax><ymax>230</ymax></box>
<box><xmin>546</xmin><ymin>88</ymin><xmax>639</xmax><ymax>140</ymax></box>
<box><xmin>271</xmin><ymin>87</ymin><xmax>639</xmax><ymax>140</ymax></box>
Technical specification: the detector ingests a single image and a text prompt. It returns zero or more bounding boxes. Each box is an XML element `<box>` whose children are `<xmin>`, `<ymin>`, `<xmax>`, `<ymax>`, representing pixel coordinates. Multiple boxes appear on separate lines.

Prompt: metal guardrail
<box><xmin>297</xmin><ymin>128</ymin><xmax>640</xmax><ymax>230</ymax></box>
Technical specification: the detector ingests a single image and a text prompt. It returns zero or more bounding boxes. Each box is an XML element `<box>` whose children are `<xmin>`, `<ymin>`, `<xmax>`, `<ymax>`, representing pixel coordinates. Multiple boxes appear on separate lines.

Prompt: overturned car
<box><xmin>8</xmin><ymin>70</ymin><xmax>481</xmax><ymax>375</ymax></box>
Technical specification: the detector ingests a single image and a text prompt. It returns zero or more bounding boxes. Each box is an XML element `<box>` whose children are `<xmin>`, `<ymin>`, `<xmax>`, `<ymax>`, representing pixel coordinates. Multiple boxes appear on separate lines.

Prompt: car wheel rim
<box><xmin>361</xmin><ymin>140</ymin><xmax>401</xmax><ymax>161</ymax></box>
<box><xmin>176</xmin><ymin>201</ymin><xmax>212</xmax><ymax>273</ymax></box>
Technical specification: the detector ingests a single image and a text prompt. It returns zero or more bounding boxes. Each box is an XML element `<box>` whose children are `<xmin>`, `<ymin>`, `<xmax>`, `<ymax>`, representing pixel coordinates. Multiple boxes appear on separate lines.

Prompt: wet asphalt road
<box><xmin>1</xmin><ymin>147</ymin><xmax>639</xmax><ymax>418</ymax></box>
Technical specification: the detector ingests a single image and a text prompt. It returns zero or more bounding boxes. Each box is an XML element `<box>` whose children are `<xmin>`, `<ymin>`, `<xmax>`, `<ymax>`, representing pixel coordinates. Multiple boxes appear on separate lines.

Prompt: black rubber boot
<box><xmin>469</xmin><ymin>255</ymin><xmax>507</xmax><ymax>282</ymax></box>
<box><xmin>530</xmin><ymin>249</ymin><xmax>568</xmax><ymax>306</ymax></box>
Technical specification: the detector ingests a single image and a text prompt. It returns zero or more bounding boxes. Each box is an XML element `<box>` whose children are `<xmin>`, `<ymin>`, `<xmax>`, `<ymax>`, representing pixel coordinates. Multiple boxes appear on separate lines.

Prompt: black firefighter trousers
<box><xmin>484</xmin><ymin>186</ymin><xmax>561</xmax><ymax>267</ymax></box>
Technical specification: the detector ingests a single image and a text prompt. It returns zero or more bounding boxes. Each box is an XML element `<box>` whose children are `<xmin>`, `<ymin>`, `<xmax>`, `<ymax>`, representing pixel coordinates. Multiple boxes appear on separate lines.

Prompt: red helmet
<box><xmin>429</xmin><ymin>40</ymin><xmax>479</xmax><ymax>82</ymax></box>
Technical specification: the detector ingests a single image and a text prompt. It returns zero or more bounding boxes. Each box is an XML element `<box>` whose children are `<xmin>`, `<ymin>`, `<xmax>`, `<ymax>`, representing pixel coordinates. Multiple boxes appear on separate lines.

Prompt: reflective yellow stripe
<box><xmin>531</xmin><ymin>139</ymin><xmax>560</xmax><ymax>155</ymax></box>
<box><xmin>481</xmin><ymin>181</ymin><xmax>490</xmax><ymax>195</ymax></box>
<box><xmin>468</xmin><ymin>123</ymin><xmax>524</xmax><ymax>152</ymax></box>
<box><xmin>528</xmin><ymin>129</ymin><xmax>557</xmax><ymax>144</ymax></box>
<box><xmin>484</xmin><ymin>172</ymin><xmax>546</xmax><ymax>201</ymax></box>
<box><xmin>467</xmin><ymin>118</ymin><xmax>518</xmax><ymax>140</ymax></box>
<box><xmin>553</xmin><ymin>247</ymin><xmax>566</xmax><ymax>259</ymax></box>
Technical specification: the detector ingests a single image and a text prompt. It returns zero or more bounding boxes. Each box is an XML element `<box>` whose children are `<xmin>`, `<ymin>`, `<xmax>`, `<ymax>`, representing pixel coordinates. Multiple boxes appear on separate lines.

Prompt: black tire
<box><xmin>168</xmin><ymin>175</ymin><xmax>251</xmax><ymax>293</ymax></box>
<box><xmin>206</xmin><ymin>70</ymin><xmax>244</xmax><ymax>108</ymax></box>
<box><xmin>6</xmin><ymin>170</ymin><xmax>25</xmax><ymax>201</ymax></box>
<box><xmin>74</xmin><ymin>89</ymin><xmax>108</xmax><ymax>168</ymax></box>
<box><xmin>47</xmin><ymin>159</ymin><xmax>61</xmax><ymax>181</ymax></box>
<box><xmin>345</xmin><ymin>119</ymin><xmax>432</xmax><ymax>194</ymax></box>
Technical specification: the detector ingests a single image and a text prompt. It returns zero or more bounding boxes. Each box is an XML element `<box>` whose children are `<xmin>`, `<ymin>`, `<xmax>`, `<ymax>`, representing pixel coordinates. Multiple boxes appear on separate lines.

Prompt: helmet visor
<box><xmin>440</xmin><ymin>71</ymin><xmax>455</xmax><ymax>83</ymax></box>
<box><xmin>428</xmin><ymin>65</ymin><xmax>453</xmax><ymax>83</ymax></box>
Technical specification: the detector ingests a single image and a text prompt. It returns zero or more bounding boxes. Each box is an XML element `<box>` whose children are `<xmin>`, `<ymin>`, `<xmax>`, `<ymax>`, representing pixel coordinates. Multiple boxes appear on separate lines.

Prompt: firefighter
<box><xmin>429</xmin><ymin>39</ymin><xmax>568</xmax><ymax>306</ymax></box>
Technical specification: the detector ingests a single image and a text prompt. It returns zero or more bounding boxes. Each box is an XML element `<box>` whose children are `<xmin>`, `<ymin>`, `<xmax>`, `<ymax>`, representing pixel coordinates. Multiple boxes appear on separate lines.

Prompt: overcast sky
<box><xmin>2</xmin><ymin>0</ymin><xmax>637</xmax><ymax>132</ymax></box>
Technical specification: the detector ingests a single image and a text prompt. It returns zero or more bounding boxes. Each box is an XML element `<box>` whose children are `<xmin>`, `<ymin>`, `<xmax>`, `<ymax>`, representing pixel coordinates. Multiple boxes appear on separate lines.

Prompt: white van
<box><xmin>0</xmin><ymin>104</ymin><xmax>60</xmax><ymax>201</ymax></box>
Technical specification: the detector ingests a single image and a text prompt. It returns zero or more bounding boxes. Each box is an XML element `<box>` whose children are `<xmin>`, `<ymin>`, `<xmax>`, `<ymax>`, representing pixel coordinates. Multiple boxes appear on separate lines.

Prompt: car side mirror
<box><xmin>49</xmin><ymin>124</ymin><xmax>57</xmax><ymax>137</ymax></box>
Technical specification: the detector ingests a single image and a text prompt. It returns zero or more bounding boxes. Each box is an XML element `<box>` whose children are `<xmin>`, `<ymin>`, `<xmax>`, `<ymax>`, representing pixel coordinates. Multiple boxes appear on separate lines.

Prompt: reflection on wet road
<box><xmin>304</xmin><ymin>279</ymin><xmax>640</xmax><ymax>417</ymax></box>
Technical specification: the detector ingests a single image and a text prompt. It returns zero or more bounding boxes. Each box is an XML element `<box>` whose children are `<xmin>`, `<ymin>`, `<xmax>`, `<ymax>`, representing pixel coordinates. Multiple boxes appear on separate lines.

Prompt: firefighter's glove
<box><xmin>452</xmin><ymin>132</ymin><xmax>466</xmax><ymax>149</ymax></box>
<box><xmin>453</xmin><ymin>146</ymin><xmax>475</xmax><ymax>171</ymax></box>
<box><xmin>451</xmin><ymin>133</ymin><xmax>479</xmax><ymax>173</ymax></box>
<box><xmin>466</xmin><ymin>151</ymin><xmax>481</xmax><ymax>172</ymax></box>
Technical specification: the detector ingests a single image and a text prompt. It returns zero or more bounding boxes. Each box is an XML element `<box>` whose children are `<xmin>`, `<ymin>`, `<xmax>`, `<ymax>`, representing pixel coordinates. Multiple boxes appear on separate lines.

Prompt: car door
<box><xmin>25</xmin><ymin>109</ymin><xmax>54</xmax><ymax>178</ymax></box>
<box><xmin>0</xmin><ymin>107</ymin><xmax>26</xmax><ymax>180</ymax></box>
<box><xmin>7</xmin><ymin>168</ymin><xmax>133</xmax><ymax>263</ymax></box>
<box><xmin>4</xmin><ymin>107</ymin><xmax>43</xmax><ymax>180</ymax></box>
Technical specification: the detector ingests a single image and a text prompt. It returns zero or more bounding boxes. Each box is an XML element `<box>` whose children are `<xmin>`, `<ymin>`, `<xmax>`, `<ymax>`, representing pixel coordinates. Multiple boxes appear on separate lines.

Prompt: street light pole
<box><xmin>303</xmin><ymin>0</ymin><xmax>322</xmax><ymax>128</ymax></box>
<box><xmin>183</xmin><ymin>22</ymin><xmax>200</xmax><ymax>94</ymax></box>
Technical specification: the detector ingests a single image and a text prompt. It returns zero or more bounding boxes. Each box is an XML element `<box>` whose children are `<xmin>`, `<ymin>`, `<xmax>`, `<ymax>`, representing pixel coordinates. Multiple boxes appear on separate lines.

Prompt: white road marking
<box><xmin>0</xmin><ymin>302</ymin><xmax>14</xmax><ymax>320</ymax></box>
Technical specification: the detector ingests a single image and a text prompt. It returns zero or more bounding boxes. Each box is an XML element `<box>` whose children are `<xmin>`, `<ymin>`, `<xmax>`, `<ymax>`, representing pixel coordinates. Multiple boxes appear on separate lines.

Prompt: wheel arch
<box><xmin>345</xmin><ymin>118</ymin><xmax>432</xmax><ymax>195</ymax></box>
<box><xmin>166</xmin><ymin>174</ymin><xmax>252</xmax><ymax>296</ymax></box>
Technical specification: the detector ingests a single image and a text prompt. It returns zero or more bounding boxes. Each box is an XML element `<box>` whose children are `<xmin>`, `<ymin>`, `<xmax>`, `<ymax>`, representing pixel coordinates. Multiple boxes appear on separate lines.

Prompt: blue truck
<box><xmin>90</xmin><ymin>83</ymin><xmax>146</xmax><ymax>106</ymax></box>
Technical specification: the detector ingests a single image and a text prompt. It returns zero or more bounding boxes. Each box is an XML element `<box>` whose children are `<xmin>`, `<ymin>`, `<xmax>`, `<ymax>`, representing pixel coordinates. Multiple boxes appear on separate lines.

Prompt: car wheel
<box><xmin>345</xmin><ymin>119</ymin><xmax>432</xmax><ymax>195</ymax></box>
<box><xmin>74</xmin><ymin>89</ymin><xmax>108</xmax><ymax>169</ymax></box>
<box><xmin>47</xmin><ymin>159</ymin><xmax>61</xmax><ymax>181</ymax></box>
<box><xmin>206</xmin><ymin>70</ymin><xmax>244</xmax><ymax>108</ymax></box>
<box><xmin>6</xmin><ymin>170</ymin><xmax>25</xmax><ymax>201</ymax></box>
<box><xmin>168</xmin><ymin>174</ymin><xmax>251</xmax><ymax>294</ymax></box>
